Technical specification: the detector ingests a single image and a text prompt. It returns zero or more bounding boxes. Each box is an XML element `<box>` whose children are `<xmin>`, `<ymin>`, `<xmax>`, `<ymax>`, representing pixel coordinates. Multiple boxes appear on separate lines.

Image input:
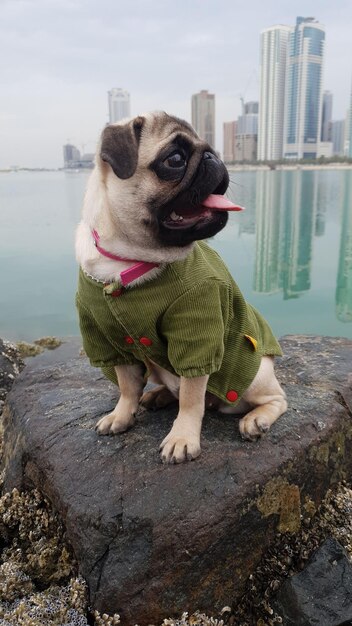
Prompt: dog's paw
<box><xmin>140</xmin><ymin>385</ymin><xmax>177</xmax><ymax>410</ymax></box>
<box><xmin>159</xmin><ymin>432</ymin><xmax>201</xmax><ymax>464</ymax></box>
<box><xmin>239</xmin><ymin>412</ymin><xmax>271</xmax><ymax>441</ymax></box>
<box><xmin>95</xmin><ymin>411</ymin><xmax>135</xmax><ymax>435</ymax></box>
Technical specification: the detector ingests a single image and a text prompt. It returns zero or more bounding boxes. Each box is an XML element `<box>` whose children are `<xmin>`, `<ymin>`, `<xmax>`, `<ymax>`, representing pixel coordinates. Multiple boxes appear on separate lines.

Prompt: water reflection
<box><xmin>253</xmin><ymin>171</ymin><xmax>281</xmax><ymax>294</ymax></box>
<box><xmin>315</xmin><ymin>173</ymin><xmax>329</xmax><ymax>237</ymax></box>
<box><xmin>251</xmin><ymin>170</ymin><xmax>351</xmax><ymax>321</ymax></box>
<box><xmin>253</xmin><ymin>170</ymin><xmax>318</xmax><ymax>298</ymax></box>
<box><xmin>280</xmin><ymin>171</ymin><xmax>317</xmax><ymax>299</ymax></box>
<box><xmin>336</xmin><ymin>174</ymin><xmax>352</xmax><ymax>322</ymax></box>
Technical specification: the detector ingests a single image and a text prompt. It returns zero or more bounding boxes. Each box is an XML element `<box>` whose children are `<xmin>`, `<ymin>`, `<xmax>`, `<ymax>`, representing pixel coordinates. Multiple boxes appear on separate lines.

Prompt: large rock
<box><xmin>272</xmin><ymin>537</ymin><xmax>352</xmax><ymax>625</ymax></box>
<box><xmin>2</xmin><ymin>335</ymin><xmax>352</xmax><ymax>625</ymax></box>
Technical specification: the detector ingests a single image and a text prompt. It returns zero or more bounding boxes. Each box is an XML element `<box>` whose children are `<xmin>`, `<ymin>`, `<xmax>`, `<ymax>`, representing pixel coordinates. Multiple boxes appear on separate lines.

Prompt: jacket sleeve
<box><xmin>160</xmin><ymin>280</ymin><xmax>230</xmax><ymax>377</ymax></box>
<box><xmin>76</xmin><ymin>294</ymin><xmax>140</xmax><ymax>368</ymax></box>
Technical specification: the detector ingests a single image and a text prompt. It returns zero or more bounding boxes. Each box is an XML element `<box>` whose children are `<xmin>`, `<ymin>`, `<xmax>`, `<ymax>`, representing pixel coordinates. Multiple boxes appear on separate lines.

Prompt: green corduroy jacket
<box><xmin>76</xmin><ymin>241</ymin><xmax>282</xmax><ymax>406</ymax></box>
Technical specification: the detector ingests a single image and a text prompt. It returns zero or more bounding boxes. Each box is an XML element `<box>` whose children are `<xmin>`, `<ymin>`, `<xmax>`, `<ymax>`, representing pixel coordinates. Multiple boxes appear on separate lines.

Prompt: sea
<box><xmin>1</xmin><ymin>168</ymin><xmax>351</xmax><ymax>342</ymax></box>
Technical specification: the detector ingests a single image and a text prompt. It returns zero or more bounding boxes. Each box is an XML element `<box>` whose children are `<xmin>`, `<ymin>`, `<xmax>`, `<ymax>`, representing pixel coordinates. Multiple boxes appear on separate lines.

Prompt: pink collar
<box><xmin>92</xmin><ymin>229</ymin><xmax>159</xmax><ymax>286</ymax></box>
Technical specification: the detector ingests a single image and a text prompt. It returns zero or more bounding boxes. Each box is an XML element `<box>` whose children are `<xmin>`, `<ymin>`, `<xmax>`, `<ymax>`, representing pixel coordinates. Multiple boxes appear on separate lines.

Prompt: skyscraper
<box><xmin>236</xmin><ymin>101</ymin><xmax>259</xmax><ymax>161</ymax></box>
<box><xmin>108</xmin><ymin>88</ymin><xmax>131</xmax><ymax>124</ymax></box>
<box><xmin>63</xmin><ymin>144</ymin><xmax>80</xmax><ymax>168</ymax></box>
<box><xmin>223</xmin><ymin>121</ymin><xmax>237</xmax><ymax>162</ymax></box>
<box><xmin>258</xmin><ymin>25</ymin><xmax>292</xmax><ymax>161</ymax></box>
<box><xmin>237</xmin><ymin>105</ymin><xmax>259</xmax><ymax>135</ymax></box>
<box><xmin>344</xmin><ymin>106</ymin><xmax>351</xmax><ymax>156</ymax></box>
<box><xmin>348</xmin><ymin>79</ymin><xmax>352</xmax><ymax>158</ymax></box>
<box><xmin>244</xmin><ymin>102</ymin><xmax>259</xmax><ymax>114</ymax></box>
<box><xmin>283</xmin><ymin>17</ymin><xmax>325</xmax><ymax>160</ymax></box>
<box><xmin>191</xmin><ymin>90</ymin><xmax>215</xmax><ymax>147</ymax></box>
<box><xmin>321</xmin><ymin>90</ymin><xmax>333</xmax><ymax>141</ymax></box>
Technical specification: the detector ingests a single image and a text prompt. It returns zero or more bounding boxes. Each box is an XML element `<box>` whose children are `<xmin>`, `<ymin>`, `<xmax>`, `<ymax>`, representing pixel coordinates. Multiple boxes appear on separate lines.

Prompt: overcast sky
<box><xmin>1</xmin><ymin>0</ymin><xmax>352</xmax><ymax>168</ymax></box>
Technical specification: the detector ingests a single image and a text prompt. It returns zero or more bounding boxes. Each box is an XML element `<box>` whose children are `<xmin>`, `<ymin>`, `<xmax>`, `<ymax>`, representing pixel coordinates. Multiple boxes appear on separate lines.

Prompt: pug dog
<box><xmin>75</xmin><ymin>111</ymin><xmax>287</xmax><ymax>464</ymax></box>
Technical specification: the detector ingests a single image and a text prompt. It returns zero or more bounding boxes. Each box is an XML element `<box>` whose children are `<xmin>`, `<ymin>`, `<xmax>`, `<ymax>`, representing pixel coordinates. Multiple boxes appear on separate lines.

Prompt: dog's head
<box><xmin>97</xmin><ymin>112</ymin><xmax>231</xmax><ymax>249</ymax></box>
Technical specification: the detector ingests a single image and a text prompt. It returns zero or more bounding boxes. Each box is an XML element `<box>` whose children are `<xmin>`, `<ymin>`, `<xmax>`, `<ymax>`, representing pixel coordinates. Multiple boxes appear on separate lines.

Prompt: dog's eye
<box><xmin>164</xmin><ymin>152</ymin><xmax>187</xmax><ymax>168</ymax></box>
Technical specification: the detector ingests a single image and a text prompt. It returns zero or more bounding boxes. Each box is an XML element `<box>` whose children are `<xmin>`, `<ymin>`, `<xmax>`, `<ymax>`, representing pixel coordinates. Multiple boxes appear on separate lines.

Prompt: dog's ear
<box><xmin>100</xmin><ymin>116</ymin><xmax>144</xmax><ymax>179</ymax></box>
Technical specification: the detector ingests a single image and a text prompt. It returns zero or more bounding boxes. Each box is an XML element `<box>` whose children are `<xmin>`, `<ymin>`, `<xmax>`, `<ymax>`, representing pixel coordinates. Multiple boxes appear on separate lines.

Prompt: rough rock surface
<box><xmin>2</xmin><ymin>335</ymin><xmax>352</xmax><ymax>626</ymax></box>
<box><xmin>0</xmin><ymin>339</ymin><xmax>24</xmax><ymax>406</ymax></box>
<box><xmin>272</xmin><ymin>537</ymin><xmax>352</xmax><ymax>625</ymax></box>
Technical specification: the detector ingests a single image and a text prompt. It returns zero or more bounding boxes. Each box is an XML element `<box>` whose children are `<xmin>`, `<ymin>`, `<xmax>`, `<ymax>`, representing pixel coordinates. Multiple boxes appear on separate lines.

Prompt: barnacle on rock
<box><xmin>33</xmin><ymin>337</ymin><xmax>63</xmax><ymax>350</ymax></box>
<box><xmin>0</xmin><ymin>339</ymin><xmax>24</xmax><ymax>403</ymax></box>
<box><xmin>0</xmin><ymin>473</ymin><xmax>351</xmax><ymax>626</ymax></box>
<box><xmin>92</xmin><ymin>609</ymin><xmax>121</xmax><ymax>625</ymax></box>
<box><xmin>70</xmin><ymin>578</ymin><xmax>88</xmax><ymax>614</ymax></box>
<box><xmin>0</xmin><ymin>561</ymin><xmax>34</xmax><ymax>601</ymax></box>
<box><xmin>15</xmin><ymin>342</ymin><xmax>44</xmax><ymax>358</ymax></box>
<box><xmin>0</xmin><ymin>483</ymin><xmax>125</xmax><ymax>626</ymax></box>
<box><xmin>15</xmin><ymin>337</ymin><xmax>62</xmax><ymax>359</ymax></box>
<box><xmin>162</xmin><ymin>612</ymin><xmax>224</xmax><ymax>626</ymax></box>
<box><xmin>0</xmin><ymin>487</ymin><xmax>76</xmax><ymax>587</ymax></box>
<box><xmin>0</xmin><ymin>578</ymin><xmax>89</xmax><ymax>626</ymax></box>
<box><xmin>226</xmin><ymin>482</ymin><xmax>352</xmax><ymax>625</ymax></box>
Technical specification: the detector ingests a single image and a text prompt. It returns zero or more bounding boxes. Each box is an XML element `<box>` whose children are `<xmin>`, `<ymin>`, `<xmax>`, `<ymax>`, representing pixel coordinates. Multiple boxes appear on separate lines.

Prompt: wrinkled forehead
<box><xmin>143</xmin><ymin>111</ymin><xmax>199</xmax><ymax>142</ymax></box>
<box><xmin>137</xmin><ymin>112</ymin><xmax>204</xmax><ymax>166</ymax></box>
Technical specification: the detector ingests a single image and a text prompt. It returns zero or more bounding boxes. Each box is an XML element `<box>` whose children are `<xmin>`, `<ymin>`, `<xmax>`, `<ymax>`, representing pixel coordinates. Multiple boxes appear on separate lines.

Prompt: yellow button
<box><xmin>244</xmin><ymin>334</ymin><xmax>258</xmax><ymax>350</ymax></box>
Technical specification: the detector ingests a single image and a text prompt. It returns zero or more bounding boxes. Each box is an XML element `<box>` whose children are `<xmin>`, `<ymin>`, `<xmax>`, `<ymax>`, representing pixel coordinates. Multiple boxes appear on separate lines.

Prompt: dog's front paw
<box><xmin>159</xmin><ymin>430</ymin><xmax>201</xmax><ymax>464</ymax></box>
<box><xmin>239</xmin><ymin>411</ymin><xmax>271</xmax><ymax>441</ymax></box>
<box><xmin>95</xmin><ymin>411</ymin><xmax>135</xmax><ymax>435</ymax></box>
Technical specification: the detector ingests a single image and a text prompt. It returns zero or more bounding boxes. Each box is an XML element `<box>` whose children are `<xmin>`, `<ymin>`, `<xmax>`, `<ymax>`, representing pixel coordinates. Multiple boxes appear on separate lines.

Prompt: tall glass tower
<box><xmin>258</xmin><ymin>25</ymin><xmax>292</xmax><ymax>161</ymax></box>
<box><xmin>283</xmin><ymin>17</ymin><xmax>325</xmax><ymax>160</ymax></box>
<box><xmin>191</xmin><ymin>90</ymin><xmax>215</xmax><ymax>148</ymax></box>
<box><xmin>348</xmin><ymin>79</ymin><xmax>352</xmax><ymax>158</ymax></box>
<box><xmin>108</xmin><ymin>88</ymin><xmax>131</xmax><ymax>124</ymax></box>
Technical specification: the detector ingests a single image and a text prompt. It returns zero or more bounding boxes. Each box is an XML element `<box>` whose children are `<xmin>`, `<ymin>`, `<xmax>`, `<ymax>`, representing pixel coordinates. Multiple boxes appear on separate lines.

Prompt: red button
<box><xmin>139</xmin><ymin>337</ymin><xmax>153</xmax><ymax>346</ymax></box>
<box><xmin>226</xmin><ymin>390</ymin><xmax>238</xmax><ymax>402</ymax></box>
<box><xmin>111</xmin><ymin>288</ymin><xmax>123</xmax><ymax>297</ymax></box>
<box><xmin>124</xmin><ymin>336</ymin><xmax>134</xmax><ymax>345</ymax></box>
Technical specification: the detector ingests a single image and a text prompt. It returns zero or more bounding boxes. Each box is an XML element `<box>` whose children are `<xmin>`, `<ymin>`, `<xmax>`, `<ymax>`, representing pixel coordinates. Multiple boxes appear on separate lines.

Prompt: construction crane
<box><xmin>239</xmin><ymin>95</ymin><xmax>245</xmax><ymax>116</ymax></box>
<box><xmin>237</xmin><ymin>68</ymin><xmax>259</xmax><ymax>115</ymax></box>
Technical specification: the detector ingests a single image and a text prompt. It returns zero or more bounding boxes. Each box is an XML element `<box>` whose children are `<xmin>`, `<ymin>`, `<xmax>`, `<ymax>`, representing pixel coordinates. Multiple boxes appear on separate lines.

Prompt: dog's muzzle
<box><xmin>156</xmin><ymin>153</ymin><xmax>234</xmax><ymax>246</ymax></box>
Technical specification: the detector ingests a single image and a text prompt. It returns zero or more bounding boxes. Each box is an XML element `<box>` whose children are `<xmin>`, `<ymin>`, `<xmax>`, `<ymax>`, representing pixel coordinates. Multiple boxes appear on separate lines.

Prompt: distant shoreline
<box><xmin>1</xmin><ymin>163</ymin><xmax>352</xmax><ymax>174</ymax></box>
<box><xmin>0</xmin><ymin>167</ymin><xmax>91</xmax><ymax>173</ymax></box>
<box><xmin>227</xmin><ymin>163</ymin><xmax>352</xmax><ymax>171</ymax></box>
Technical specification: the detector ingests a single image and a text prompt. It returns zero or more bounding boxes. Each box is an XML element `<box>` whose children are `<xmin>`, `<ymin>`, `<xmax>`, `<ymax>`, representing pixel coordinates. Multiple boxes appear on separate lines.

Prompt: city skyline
<box><xmin>51</xmin><ymin>79</ymin><xmax>352</xmax><ymax>168</ymax></box>
<box><xmin>2</xmin><ymin>0</ymin><xmax>352</xmax><ymax>168</ymax></box>
<box><xmin>225</xmin><ymin>16</ymin><xmax>351</xmax><ymax>163</ymax></box>
<box><xmin>58</xmin><ymin>74</ymin><xmax>352</xmax><ymax>167</ymax></box>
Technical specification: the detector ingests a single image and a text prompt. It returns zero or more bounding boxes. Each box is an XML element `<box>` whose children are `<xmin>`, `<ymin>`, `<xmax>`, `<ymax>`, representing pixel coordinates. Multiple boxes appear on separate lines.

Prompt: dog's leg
<box><xmin>96</xmin><ymin>364</ymin><xmax>145</xmax><ymax>435</ymax></box>
<box><xmin>159</xmin><ymin>375</ymin><xmax>209</xmax><ymax>463</ymax></box>
<box><xmin>140</xmin><ymin>385</ymin><xmax>178</xmax><ymax>410</ymax></box>
<box><xmin>238</xmin><ymin>357</ymin><xmax>287</xmax><ymax>441</ymax></box>
<box><xmin>140</xmin><ymin>360</ymin><xmax>179</xmax><ymax>410</ymax></box>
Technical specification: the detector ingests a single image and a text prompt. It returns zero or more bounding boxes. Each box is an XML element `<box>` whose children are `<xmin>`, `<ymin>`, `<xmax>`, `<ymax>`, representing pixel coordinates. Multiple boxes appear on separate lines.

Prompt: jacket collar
<box><xmin>92</xmin><ymin>229</ymin><xmax>159</xmax><ymax>286</ymax></box>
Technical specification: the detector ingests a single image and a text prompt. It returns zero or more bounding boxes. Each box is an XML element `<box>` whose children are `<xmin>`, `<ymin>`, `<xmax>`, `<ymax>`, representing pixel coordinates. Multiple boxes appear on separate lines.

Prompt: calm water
<box><xmin>1</xmin><ymin>168</ymin><xmax>351</xmax><ymax>342</ymax></box>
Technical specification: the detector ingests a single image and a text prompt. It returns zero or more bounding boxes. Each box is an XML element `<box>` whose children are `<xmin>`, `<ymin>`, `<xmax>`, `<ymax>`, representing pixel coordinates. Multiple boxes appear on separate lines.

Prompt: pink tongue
<box><xmin>202</xmin><ymin>194</ymin><xmax>245</xmax><ymax>212</ymax></box>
